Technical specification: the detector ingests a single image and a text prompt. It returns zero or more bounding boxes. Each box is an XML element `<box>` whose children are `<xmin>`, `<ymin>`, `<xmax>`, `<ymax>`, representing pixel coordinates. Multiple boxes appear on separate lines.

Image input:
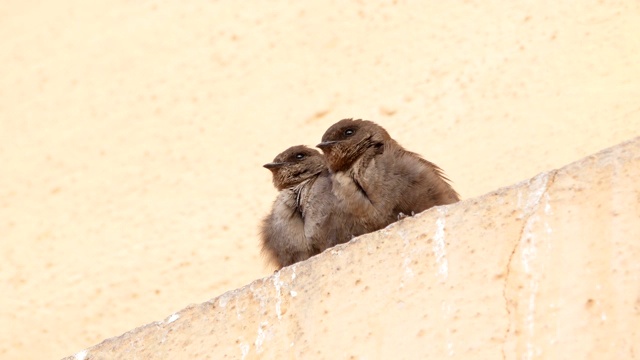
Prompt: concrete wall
<box><xmin>2</xmin><ymin>1</ymin><xmax>640</xmax><ymax>359</ymax></box>
<box><xmin>64</xmin><ymin>137</ymin><xmax>640</xmax><ymax>359</ymax></box>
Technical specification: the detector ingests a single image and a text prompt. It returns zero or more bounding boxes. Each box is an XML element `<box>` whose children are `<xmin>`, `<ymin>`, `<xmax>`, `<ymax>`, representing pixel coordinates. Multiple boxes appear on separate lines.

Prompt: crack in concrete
<box><xmin>501</xmin><ymin>170</ymin><xmax>557</xmax><ymax>360</ymax></box>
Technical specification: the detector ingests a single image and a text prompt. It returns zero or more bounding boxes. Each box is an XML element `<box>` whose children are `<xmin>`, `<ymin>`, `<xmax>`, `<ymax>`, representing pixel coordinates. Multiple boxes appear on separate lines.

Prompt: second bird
<box><xmin>260</xmin><ymin>145</ymin><xmax>335</xmax><ymax>269</ymax></box>
<box><xmin>317</xmin><ymin>118</ymin><xmax>460</xmax><ymax>235</ymax></box>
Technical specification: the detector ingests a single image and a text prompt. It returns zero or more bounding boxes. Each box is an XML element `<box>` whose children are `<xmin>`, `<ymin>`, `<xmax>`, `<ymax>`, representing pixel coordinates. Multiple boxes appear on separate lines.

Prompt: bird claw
<box><xmin>397</xmin><ymin>211</ymin><xmax>416</xmax><ymax>221</ymax></box>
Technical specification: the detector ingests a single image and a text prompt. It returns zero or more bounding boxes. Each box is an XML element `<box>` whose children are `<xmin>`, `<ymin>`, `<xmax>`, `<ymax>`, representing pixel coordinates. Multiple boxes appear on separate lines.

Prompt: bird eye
<box><xmin>344</xmin><ymin>128</ymin><xmax>355</xmax><ymax>137</ymax></box>
<box><xmin>295</xmin><ymin>153</ymin><xmax>305</xmax><ymax>160</ymax></box>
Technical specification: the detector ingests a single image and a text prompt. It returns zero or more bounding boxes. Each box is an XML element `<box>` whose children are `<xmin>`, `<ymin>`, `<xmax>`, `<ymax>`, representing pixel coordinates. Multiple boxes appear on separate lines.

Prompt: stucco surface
<box><xmin>63</xmin><ymin>137</ymin><xmax>640</xmax><ymax>359</ymax></box>
<box><xmin>1</xmin><ymin>1</ymin><xmax>640</xmax><ymax>359</ymax></box>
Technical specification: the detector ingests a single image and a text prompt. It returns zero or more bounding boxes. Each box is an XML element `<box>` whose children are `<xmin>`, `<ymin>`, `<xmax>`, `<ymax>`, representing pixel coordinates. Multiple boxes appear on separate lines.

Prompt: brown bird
<box><xmin>260</xmin><ymin>145</ymin><xmax>332</xmax><ymax>269</ymax></box>
<box><xmin>317</xmin><ymin>118</ymin><xmax>459</xmax><ymax>234</ymax></box>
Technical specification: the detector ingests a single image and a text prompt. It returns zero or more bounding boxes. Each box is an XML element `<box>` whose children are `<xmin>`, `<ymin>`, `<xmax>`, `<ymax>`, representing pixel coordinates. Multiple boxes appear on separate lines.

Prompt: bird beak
<box><xmin>317</xmin><ymin>140</ymin><xmax>338</xmax><ymax>150</ymax></box>
<box><xmin>263</xmin><ymin>162</ymin><xmax>285</xmax><ymax>169</ymax></box>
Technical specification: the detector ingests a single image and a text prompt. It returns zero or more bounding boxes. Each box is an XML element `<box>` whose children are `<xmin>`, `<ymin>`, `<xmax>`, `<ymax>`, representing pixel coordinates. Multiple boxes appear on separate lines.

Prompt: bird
<box><xmin>260</xmin><ymin>145</ymin><xmax>333</xmax><ymax>269</ymax></box>
<box><xmin>317</xmin><ymin>118</ymin><xmax>460</xmax><ymax>235</ymax></box>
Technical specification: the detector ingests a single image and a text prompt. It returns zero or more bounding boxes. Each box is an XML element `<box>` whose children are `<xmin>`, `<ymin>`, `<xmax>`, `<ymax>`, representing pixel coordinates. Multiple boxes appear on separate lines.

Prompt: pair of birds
<box><xmin>260</xmin><ymin>119</ymin><xmax>460</xmax><ymax>269</ymax></box>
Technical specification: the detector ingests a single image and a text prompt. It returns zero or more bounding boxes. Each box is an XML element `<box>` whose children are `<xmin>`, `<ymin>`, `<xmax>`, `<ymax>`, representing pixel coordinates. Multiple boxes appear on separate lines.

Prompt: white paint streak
<box><xmin>240</xmin><ymin>343</ymin><xmax>250</xmax><ymax>359</ymax></box>
<box><xmin>398</xmin><ymin>229</ymin><xmax>413</xmax><ymax>289</ymax></box>
<box><xmin>273</xmin><ymin>272</ymin><xmax>283</xmax><ymax>319</ymax></box>
<box><xmin>254</xmin><ymin>321</ymin><xmax>269</xmax><ymax>353</ymax></box>
<box><xmin>544</xmin><ymin>196</ymin><xmax>552</xmax><ymax>215</ymax></box>
<box><xmin>166</xmin><ymin>313</ymin><xmax>179</xmax><ymax>324</ymax></box>
<box><xmin>525</xmin><ymin>174</ymin><xmax>548</xmax><ymax>213</ymax></box>
<box><xmin>519</xmin><ymin>173</ymin><xmax>553</xmax><ymax>360</ymax></box>
<box><xmin>521</xmin><ymin>216</ymin><xmax>538</xmax><ymax>360</ymax></box>
<box><xmin>521</xmin><ymin>215</ymin><xmax>538</xmax><ymax>274</ymax></box>
<box><xmin>74</xmin><ymin>350</ymin><xmax>88</xmax><ymax>360</ymax></box>
<box><xmin>516</xmin><ymin>189</ymin><xmax>523</xmax><ymax>211</ymax></box>
<box><xmin>235</xmin><ymin>297</ymin><xmax>243</xmax><ymax>320</ymax></box>
<box><xmin>433</xmin><ymin>207</ymin><xmax>449</xmax><ymax>280</ymax></box>
<box><xmin>543</xmin><ymin>193</ymin><xmax>553</xmax><ymax>237</ymax></box>
<box><xmin>218</xmin><ymin>293</ymin><xmax>229</xmax><ymax>308</ymax></box>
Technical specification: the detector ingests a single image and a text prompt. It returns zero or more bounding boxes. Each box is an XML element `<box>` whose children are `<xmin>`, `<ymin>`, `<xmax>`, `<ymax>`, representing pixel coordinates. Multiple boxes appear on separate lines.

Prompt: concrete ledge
<box><xmin>65</xmin><ymin>137</ymin><xmax>640</xmax><ymax>359</ymax></box>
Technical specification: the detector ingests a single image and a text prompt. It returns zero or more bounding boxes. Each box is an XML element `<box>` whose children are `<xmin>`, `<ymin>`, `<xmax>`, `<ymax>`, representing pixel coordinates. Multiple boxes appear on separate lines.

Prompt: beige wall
<box><xmin>63</xmin><ymin>137</ymin><xmax>640</xmax><ymax>359</ymax></box>
<box><xmin>1</xmin><ymin>1</ymin><xmax>639</xmax><ymax>359</ymax></box>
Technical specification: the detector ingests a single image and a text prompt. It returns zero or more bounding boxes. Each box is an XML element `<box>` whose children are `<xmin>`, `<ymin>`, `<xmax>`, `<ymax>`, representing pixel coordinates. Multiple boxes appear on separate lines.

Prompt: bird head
<box><xmin>264</xmin><ymin>145</ymin><xmax>326</xmax><ymax>190</ymax></box>
<box><xmin>317</xmin><ymin>119</ymin><xmax>390</xmax><ymax>172</ymax></box>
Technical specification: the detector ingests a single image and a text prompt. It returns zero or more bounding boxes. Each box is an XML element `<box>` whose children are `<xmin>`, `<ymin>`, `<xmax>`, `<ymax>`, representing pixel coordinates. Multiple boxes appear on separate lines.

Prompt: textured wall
<box><xmin>64</xmin><ymin>137</ymin><xmax>640</xmax><ymax>359</ymax></box>
<box><xmin>2</xmin><ymin>1</ymin><xmax>640</xmax><ymax>359</ymax></box>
